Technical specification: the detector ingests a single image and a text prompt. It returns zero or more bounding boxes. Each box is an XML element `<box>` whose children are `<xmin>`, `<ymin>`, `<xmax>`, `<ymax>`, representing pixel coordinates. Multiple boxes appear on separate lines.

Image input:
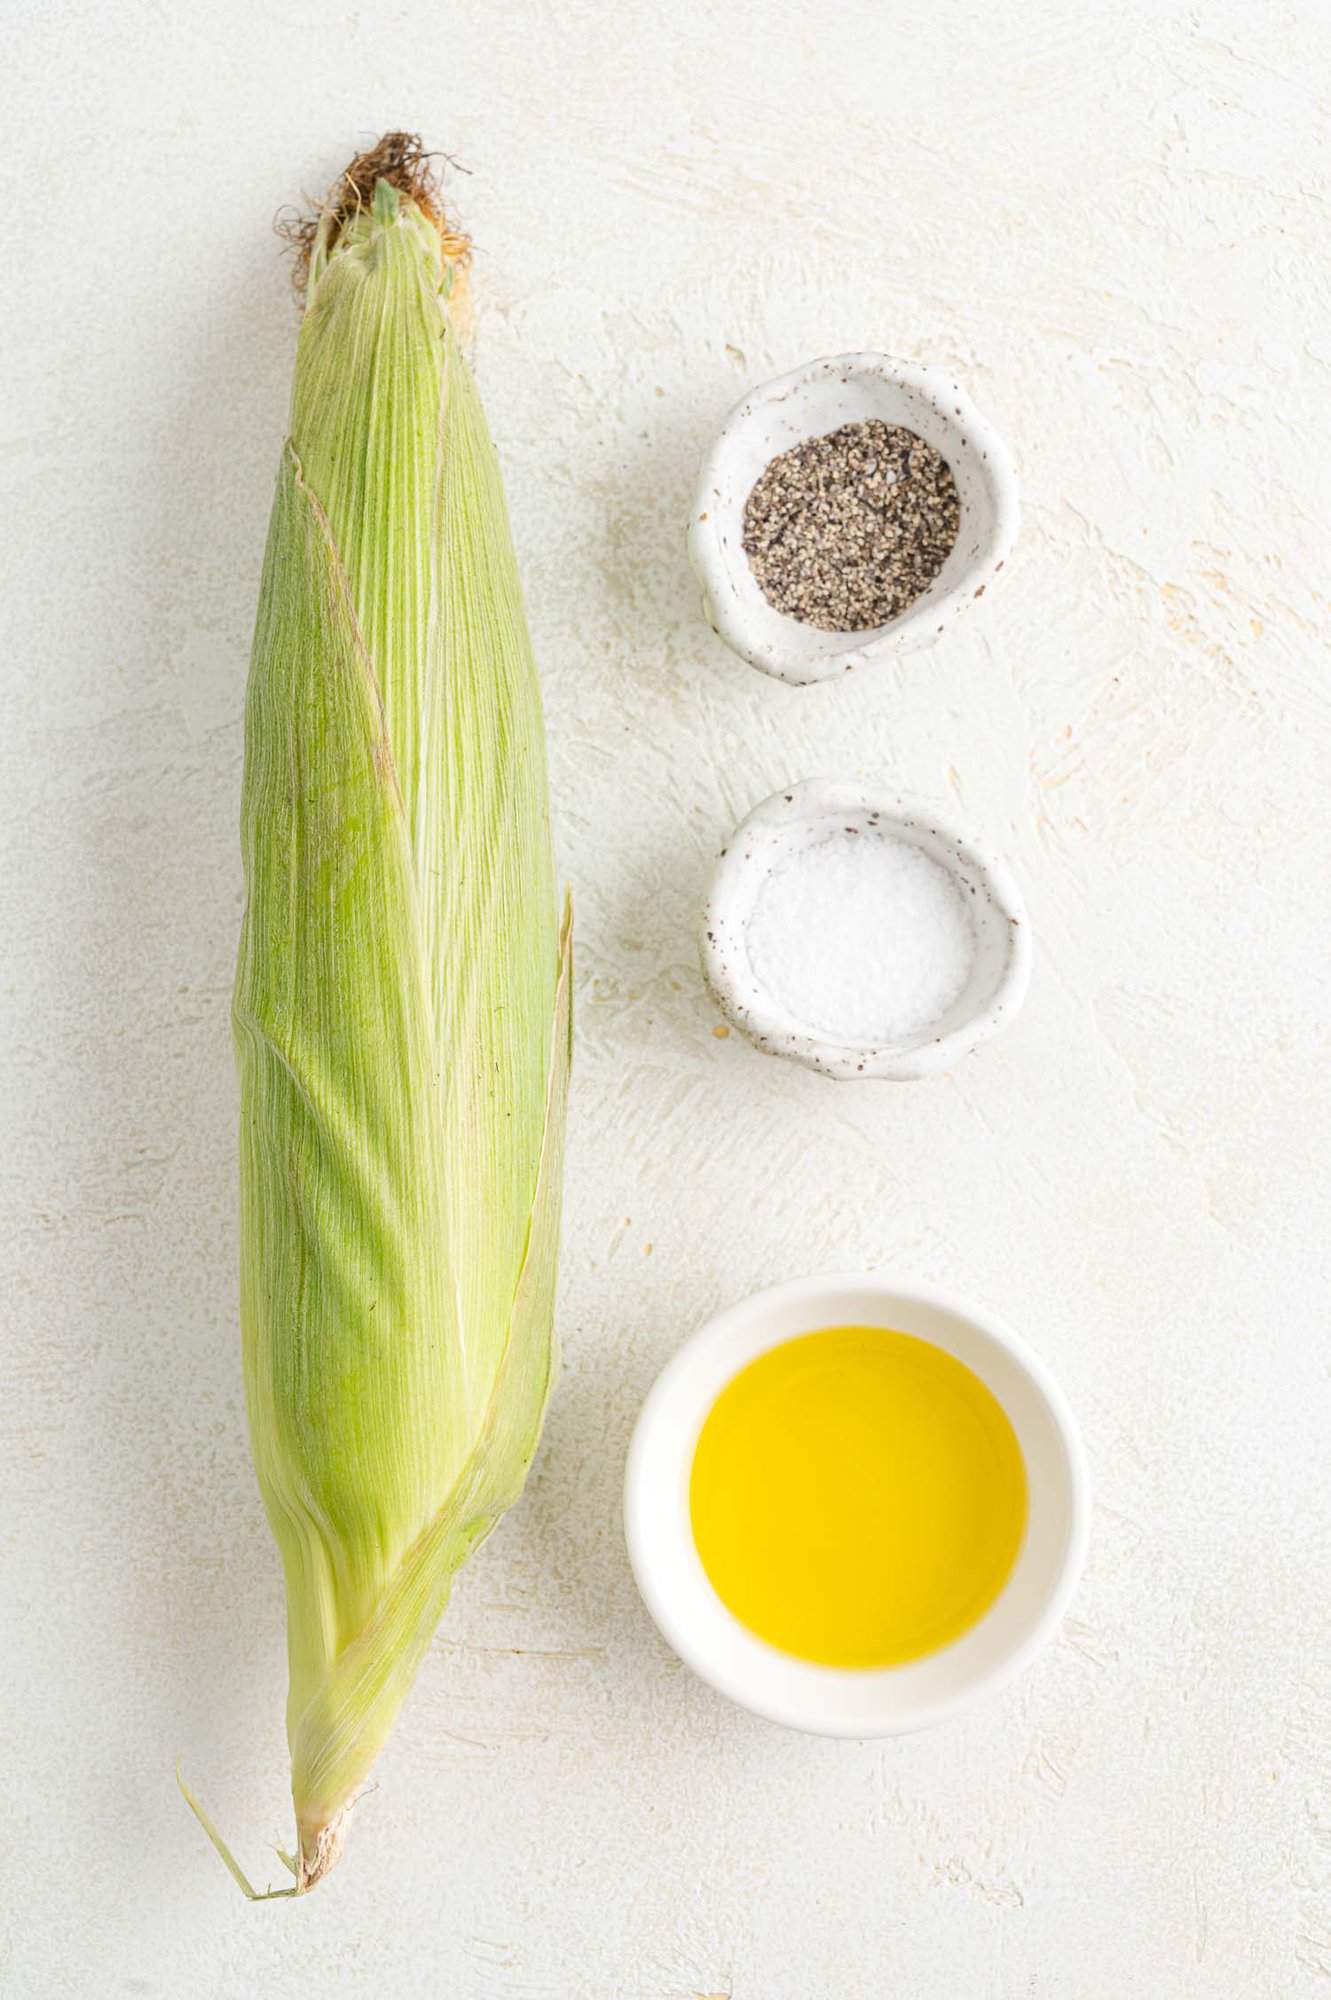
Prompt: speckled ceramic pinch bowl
<box><xmin>700</xmin><ymin>779</ymin><xmax>1031</xmax><ymax>1080</ymax></box>
<box><xmin>624</xmin><ymin>1273</ymin><xmax>1090</xmax><ymax>1737</ymax></box>
<box><xmin>688</xmin><ymin>353</ymin><xmax>1018</xmax><ymax>685</ymax></box>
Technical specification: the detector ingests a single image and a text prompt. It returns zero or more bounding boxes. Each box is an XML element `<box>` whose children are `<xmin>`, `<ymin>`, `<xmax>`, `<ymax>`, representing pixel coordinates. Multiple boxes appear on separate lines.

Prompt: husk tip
<box><xmin>278</xmin><ymin>131</ymin><xmax>471</xmax><ymax>301</ymax></box>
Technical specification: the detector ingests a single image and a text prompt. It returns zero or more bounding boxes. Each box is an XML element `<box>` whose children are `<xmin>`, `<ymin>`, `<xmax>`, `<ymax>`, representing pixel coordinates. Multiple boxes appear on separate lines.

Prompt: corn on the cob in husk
<box><xmin>189</xmin><ymin>137</ymin><xmax>571</xmax><ymax>1895</ymax></box>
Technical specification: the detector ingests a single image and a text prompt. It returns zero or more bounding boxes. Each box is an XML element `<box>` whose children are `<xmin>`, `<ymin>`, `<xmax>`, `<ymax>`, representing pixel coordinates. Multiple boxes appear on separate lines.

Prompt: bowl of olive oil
<box><xmin>624</xmin><ymin>1275</ymin><xmax>1088</xmax><ymax>1735</ymax></box>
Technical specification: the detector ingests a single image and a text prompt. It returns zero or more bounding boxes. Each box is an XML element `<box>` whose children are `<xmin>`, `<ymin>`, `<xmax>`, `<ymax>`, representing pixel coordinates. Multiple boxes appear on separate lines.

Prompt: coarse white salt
<box><xmin>744</xmin><ymin>830</ymin><xmax>976</xmax><ymax>1045</ymax></box>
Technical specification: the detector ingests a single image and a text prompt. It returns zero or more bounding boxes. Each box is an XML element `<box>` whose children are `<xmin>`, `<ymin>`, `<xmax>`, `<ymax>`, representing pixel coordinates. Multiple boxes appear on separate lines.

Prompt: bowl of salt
<box><xmin>701</xmin><ymin>779</ymin><xmax>1030</xmax><ymax>1080</ymax></box>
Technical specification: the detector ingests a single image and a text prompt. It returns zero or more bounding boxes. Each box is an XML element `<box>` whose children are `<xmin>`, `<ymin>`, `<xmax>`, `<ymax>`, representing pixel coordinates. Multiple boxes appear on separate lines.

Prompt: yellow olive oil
<box><xmin>689</xmin><ymin>1325</ymin><xmax>1027</xmax><ymax>1668</ymax></box>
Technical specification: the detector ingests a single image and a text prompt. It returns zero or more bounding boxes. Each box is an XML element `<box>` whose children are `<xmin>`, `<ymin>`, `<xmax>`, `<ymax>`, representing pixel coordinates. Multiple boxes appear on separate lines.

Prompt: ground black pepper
<box><xmin>741</xmin><ymin>420</ymin><xmax>961</xmax><ymax>631</ymax></box>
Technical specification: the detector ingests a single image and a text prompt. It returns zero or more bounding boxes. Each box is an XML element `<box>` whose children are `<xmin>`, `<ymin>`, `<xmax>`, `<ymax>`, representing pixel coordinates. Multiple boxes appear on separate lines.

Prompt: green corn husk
<box><xmin>194</xmin><ymin>137</ymin><xmax>571</xmax><ymax>1894</ymax></box>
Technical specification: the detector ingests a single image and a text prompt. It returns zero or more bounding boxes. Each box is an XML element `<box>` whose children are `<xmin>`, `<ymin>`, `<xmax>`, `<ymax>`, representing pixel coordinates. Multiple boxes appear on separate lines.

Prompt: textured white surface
<box><xmin>3</xmin><ymin>2</ymin><xmax>1330</xmax><ymax>1993</ymax></box>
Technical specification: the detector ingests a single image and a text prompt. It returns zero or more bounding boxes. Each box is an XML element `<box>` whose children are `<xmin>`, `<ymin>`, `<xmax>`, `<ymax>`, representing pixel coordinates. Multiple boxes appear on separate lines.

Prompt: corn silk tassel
<box><xmin>184</xmin><ymin>137</ymin><xmax>571</xmax><ymax>1895</ymax></box>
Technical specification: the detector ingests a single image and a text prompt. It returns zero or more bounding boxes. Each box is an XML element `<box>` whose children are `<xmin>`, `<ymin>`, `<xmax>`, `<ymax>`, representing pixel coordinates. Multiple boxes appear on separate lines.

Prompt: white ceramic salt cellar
<box><xmin>688</xmin><ymin>354</ymin><xmax>1019</xmax><ymax>685</ymax></box>
<box><xmin>701</xmin><ymin>779</ymin><xmax>1031</xmax><ymax>1081</ymax></box>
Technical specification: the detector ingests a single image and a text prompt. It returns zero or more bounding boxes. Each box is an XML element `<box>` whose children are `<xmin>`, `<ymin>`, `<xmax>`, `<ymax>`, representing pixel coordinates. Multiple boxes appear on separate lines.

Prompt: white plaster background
<box><xmin>3</xmin><ymin>2</ymin><xmax>1330</xmax><ymax>1993</ymax></box>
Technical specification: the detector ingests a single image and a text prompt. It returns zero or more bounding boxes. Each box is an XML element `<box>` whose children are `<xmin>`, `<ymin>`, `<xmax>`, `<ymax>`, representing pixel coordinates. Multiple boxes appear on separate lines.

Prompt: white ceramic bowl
<box><xmin>701</xmin><ymin>779</ymin><xmax>1031</xmax><ymax>1081</ymax></box>
<box><xmin>688</xmin><ymin>353</ymin><xmax>1018</xmax><ymax>685</ymax></box>
<box><xmin>624</xmin><ymin>1274</ymin><xmax>1089</xmax><ymax>1737</ymax></box>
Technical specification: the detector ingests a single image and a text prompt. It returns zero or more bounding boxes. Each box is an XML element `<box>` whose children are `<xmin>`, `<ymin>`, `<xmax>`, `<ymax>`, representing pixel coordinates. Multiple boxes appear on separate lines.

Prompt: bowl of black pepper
<box><xmin>688</xmin><ymin>353</ymin><xmax>1018</xmax><ymax>685</ymax></box>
